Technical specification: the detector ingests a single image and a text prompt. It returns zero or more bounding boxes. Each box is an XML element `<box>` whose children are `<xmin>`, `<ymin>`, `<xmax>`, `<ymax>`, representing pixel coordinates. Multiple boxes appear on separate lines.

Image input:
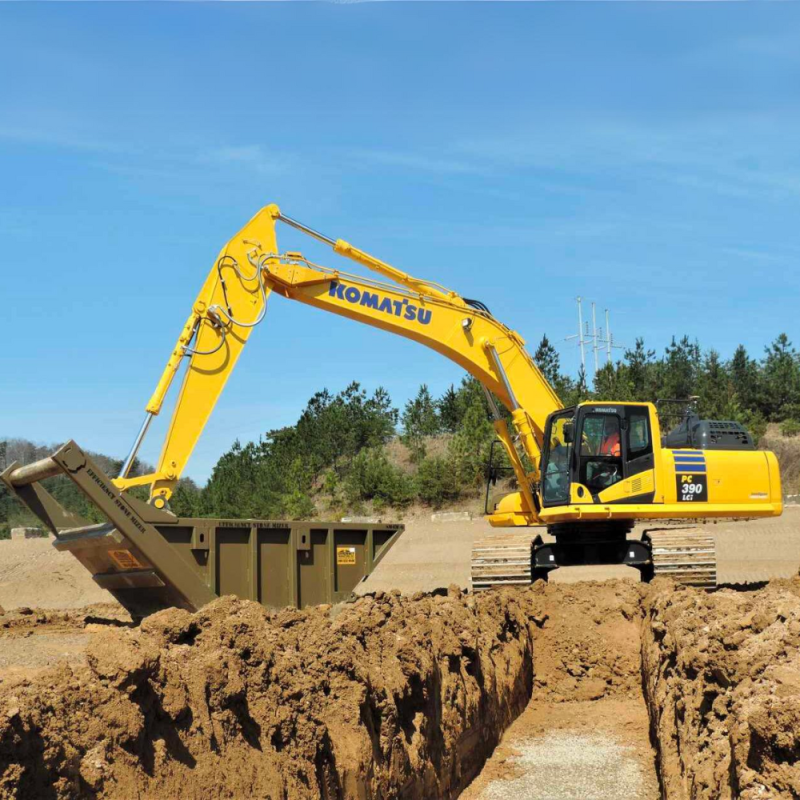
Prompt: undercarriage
<box><xmin>471</xmin><ymin>521</ymin><xmax>717</xmax><ymax>591</ymax></box>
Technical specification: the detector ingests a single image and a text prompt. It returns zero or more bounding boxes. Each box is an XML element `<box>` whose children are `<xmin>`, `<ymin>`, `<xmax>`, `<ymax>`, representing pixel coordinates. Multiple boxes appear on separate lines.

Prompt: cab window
<box><xmin>627</xmin><ymin>408</ymin><xmax>652</xmax><ymax>458</ymax></box>
<box><xmin>581</xmin><ymin>415</ymin><xmax>621</xmax><ymax>457</ymax></box>
<box><xmin>579</xmin><ymin>413</ymin><xmax>623</xmax><ymax>493</ymax></box>
<box><xmin>542</xmin><ymin>411</ymin><xmax>574</xmax><ymax>505</ymax></box>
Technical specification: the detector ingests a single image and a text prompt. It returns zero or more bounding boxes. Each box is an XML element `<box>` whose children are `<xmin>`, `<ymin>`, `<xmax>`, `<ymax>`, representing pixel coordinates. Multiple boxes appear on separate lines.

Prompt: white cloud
<box><xmin>342</xmin><ymin>147</ymin><xmax>486</xmax><ymax>175</ymax></box>
<box><xmin>0</xmin><ymin>123</ymin><xmax>126</xmax><ymax>153</ymax></box>
<box><xmin>201</xmin><ymin>145</ymin><xmax>293</xmax><ymax>176</ymax></box>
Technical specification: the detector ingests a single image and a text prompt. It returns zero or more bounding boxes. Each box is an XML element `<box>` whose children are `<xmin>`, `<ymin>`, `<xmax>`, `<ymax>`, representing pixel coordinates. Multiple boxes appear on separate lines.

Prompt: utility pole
<box><xmin>591</xmin><ymin>302</ymin><xmax>600</xmax><ymax>378</ymax></box>
<box><xmin>605</xmin><ymin>308</ymin><xmax>611</xmax><ymax>364</ymax></box>
<box><xmin>576</xmin><ymin>296</ymin><xmax>586</xmax><ymax>371</ymax></box>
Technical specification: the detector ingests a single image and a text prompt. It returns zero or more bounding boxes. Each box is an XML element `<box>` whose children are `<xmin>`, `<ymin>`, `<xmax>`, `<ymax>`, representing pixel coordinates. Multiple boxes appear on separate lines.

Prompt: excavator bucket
<box><xmin>1</xmin><ymin>441</ymin><xmax>403</xmax><ymax>618</ymax></box>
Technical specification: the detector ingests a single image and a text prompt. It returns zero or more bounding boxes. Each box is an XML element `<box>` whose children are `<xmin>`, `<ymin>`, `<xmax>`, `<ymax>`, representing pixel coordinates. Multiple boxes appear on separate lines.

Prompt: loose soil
<box><xmin>1</xmin><ymin>513</ymin><xmax>799</xmax><ymax>798</ymax></box>
<box><xmin>2</xmin><ymin>579</ymin><xmax>800</xmax><ymax>798</ymax></box>
<box><xmin>0</xmin><ymin>587</ymin><xmax>537</xmax><ymax>799</ymax></box>
<box><xmin>643</xmin><ymin>577</ymin><xmax>800</xmax><ymax>799</ymax></box>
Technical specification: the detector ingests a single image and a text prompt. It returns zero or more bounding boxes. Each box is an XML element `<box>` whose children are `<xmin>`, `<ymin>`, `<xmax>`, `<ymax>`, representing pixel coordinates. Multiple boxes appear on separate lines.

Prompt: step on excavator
<box><xmin>2</xmin><ymin>205</ymin><xmax>783</xmax><ymax>615</ymax></box>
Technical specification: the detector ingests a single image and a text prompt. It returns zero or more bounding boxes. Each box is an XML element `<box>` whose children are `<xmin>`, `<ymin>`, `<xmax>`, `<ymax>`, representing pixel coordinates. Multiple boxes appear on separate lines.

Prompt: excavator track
<box><xmin>471</xmin><ymin>530</ymin><xmax>535</xmax><ymax>591</ymax></box>
<box><xmin>644</xmin><ymin>529</ymin><xmax>717</xmax><ymax>589</ymax></box>
<box><xmin>471</xmin><ymin>528</ymin><xmax>718</xmax><ymax>591</ymax></box>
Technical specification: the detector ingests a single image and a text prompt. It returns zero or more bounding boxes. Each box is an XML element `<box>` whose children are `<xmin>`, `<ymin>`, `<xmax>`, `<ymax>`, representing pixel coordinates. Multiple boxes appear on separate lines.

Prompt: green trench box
<box><xmin>1</xmin><ymin>441</ymin><xmax>403</xmax><ymax>619</ymax></box>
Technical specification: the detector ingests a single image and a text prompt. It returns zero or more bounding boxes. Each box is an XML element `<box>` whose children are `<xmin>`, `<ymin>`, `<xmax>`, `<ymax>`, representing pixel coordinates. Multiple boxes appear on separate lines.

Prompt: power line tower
<box><xmin>565</xmin><ymin>299</ymin><xmax>624</xmax><ymax>383</ymax></box>
<box><xmin>565</xmin><ymin>296</ymin><xmax>588</xmax><ymax>372</ymax></box>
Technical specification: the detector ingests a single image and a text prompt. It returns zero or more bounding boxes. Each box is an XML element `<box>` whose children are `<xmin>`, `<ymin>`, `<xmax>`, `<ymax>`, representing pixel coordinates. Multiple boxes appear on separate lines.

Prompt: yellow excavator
<box><xmin>2</xmin><ymin>205</ymin><xmax>783</xmax><ymax>609</ymax></box>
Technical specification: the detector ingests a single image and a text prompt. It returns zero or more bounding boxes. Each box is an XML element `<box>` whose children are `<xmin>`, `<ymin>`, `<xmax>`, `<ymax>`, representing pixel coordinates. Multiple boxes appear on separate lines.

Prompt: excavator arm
<box><xmin>114</xmin><ymin>205</ymin><xmax>562</xmax><ymax>522</ymax></box>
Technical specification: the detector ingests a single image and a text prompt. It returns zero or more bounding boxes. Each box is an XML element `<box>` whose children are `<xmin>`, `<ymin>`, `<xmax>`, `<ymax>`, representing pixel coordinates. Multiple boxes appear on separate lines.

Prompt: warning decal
<box><xmin>336</xmin><ymin>546</ymin><xmax>357</xmax><ymax>566</ymax></box>
<box><xmin>108</xmin><ymin>549</ymin><xmax>146</xmax><ymax>570</ymax></box>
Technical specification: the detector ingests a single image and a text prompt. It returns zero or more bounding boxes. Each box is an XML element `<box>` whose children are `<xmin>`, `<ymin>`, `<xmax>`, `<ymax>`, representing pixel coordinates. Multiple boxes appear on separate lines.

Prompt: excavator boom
<box><xmin>116</xmin><ymin>204</ymin><xmax>562</xmax><ymax>524</ymax></box>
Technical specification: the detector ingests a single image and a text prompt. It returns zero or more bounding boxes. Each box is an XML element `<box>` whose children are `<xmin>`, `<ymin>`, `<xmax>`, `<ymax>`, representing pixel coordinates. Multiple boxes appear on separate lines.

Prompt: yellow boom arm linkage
<box><xmin>113</xmin><ymin>205</ymin><xmax>562</xmax><ymax>523</ymax></box>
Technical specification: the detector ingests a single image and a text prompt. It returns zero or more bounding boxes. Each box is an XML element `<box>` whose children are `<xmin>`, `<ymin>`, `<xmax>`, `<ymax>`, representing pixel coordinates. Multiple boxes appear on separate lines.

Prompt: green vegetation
<box><xmin>781</xmin><ymin>419</ymin><xmax>800</xmax><ymax>438</ymax></box>
<box><xmin>3</xmin><ymin>333</ymin><xmax>799</xmax><ymax>523</ymax></box>
<box><xmin>0</xmin><ymin>440</ymin><xmax>179</xmax><ymax>535</ymax></box>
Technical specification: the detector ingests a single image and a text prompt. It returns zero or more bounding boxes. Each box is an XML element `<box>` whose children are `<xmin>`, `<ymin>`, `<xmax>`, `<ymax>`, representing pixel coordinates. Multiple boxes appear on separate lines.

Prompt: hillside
<box><xmin>762</xmin><ymin>423</ymin><xmax>800</xmax><ymax>498</ymax></box>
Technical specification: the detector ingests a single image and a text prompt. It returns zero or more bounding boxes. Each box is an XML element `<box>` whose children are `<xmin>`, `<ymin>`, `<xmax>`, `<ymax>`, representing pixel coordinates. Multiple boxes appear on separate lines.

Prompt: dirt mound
<box><xmin>528</xmin><ymin>580</ymin><xmax>645</xmax><ymax>703</ymax></box>
<box><xmin>4</xmin><ymin>577</ymin><xmax>798</xmax><ymax>800</ymax></box>
<box><xmin>642</xmin><ymin>578</ymin><xmax>800</xmax><ymax>799</ymax></box>
<box><xmin>0</xmin><ymin>587</ymin><xmax>537</xmax><ymax>799</ymax></box>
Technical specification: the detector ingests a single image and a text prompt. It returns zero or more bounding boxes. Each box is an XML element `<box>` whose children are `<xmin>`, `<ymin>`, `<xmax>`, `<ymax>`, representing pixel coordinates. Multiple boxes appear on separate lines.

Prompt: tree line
<box><xmin>2</xmin><ymin>332</ymin><xmax>798</xmax><ymax>530</ymax></box>
<box><xmin>175</xmin><ymin>330</ymin><xmax>800</xmax><ymax>516</ymax></box>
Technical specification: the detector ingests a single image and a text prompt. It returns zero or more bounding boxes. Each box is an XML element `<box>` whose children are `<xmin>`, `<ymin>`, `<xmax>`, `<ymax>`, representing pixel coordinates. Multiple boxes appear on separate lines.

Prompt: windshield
<box><xmin>543</xmin><ymin>410</ymin><xmax>575</xmax><ymax>505</ymax></box>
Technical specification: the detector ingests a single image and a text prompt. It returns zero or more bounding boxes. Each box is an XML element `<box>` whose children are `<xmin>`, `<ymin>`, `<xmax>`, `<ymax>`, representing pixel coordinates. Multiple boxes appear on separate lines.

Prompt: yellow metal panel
<box><xmin>596</xmin><ymin>470</ymin><xmax>655</xmax><ymax>503</ymax></box>
<box><xmin>539</xmin><ymin>502</ymin><xmax>782</xmax><ymax>523</ymax></box>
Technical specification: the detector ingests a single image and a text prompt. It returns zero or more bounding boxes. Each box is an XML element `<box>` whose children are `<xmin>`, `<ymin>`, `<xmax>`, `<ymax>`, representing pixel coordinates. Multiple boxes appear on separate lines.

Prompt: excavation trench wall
<box><xmin>642</xmin><ymin>578</ymin><xmax>800</xmax><ymax>799</ymax></box>
<box><xmin>2</xmin><ymin>579</ymin><xmax>800</xmax><ymax>799</ymax></box>
<box><xmin>0</xmin><ymin>587</ymin><xmax>537</xmax><ymax>800</ymax></box>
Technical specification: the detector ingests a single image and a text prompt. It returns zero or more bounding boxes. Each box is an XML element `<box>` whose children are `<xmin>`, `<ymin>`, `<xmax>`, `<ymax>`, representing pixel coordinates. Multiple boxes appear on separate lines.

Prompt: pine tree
<box><xmin>437</xmin><ymin>385</ymin><xmax>461</xmax><ymax>433</ymax></box>
<box><xmin>662</xmin><ymin>336</ymin><xmax>701</xmax><ymax>400</ymax></box>
<box><xmin>624</xmin><ymin>338</ymin><xmax>657</xmax><ymax>401</ymax></box>
<box><xmin>534</xmin><ymin>334</ymin><xmax>562</xmax><ymax>386</ymax></box>
<box><xmin>401</xmin><ymin>384</ymin><xmax>441</xmax><ymax>462</ymax></box>
<box><xmin>762</xmin><ymin>334</ymin><xmax>800</xmax><ymax>421</ymax></box>
<box><xmin>729</xmin><ymin>345</ymin><xmax>761</xmax><ymax>415</ymax></box>
<box><xmin>562</xmin><ymin>365</ymin><xmax>591</xmax><ymax>406</ymax></box>
<box><xmin>449</xmin><ymin>395</ymin><xmax>494</xmax><ymax>488</ymax></box>
<box><xmin>533</xmin><ymin>333</ymin><xmax>576</xmax><ymax>400</ymax></box>
<box><xmin>697</xmin><ymin>350</ymin><xmax>732</xmax><ymax>419</ymax></box>
<box><xmin>592</xmin><ymin>361</ymin><xmax>634</xmax><ymax>401</ymax></box>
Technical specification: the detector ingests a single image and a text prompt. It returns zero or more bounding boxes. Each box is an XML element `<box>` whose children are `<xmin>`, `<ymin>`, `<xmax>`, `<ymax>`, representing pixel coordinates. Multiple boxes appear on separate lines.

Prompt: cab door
<box><xmin>574</xmin><ymin>405</ymin><xmax>656</xmax><ymax>504</ymax></box>
<box><xmin>576</xmin><ymin>410</ymin><xmax>625</xmax><ymax>499</ymax></box>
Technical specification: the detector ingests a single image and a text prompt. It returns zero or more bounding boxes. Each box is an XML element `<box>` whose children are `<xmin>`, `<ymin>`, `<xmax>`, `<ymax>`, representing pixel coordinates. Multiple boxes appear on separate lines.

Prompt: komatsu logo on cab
<box><xmin>328</xmin><ymin>281</ymin><xmax>432</xmax><ymax>325</ymax></box>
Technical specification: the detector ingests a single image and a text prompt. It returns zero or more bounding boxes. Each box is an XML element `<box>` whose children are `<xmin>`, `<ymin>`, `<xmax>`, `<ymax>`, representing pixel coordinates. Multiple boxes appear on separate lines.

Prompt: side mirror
<box><xmin>563</xmin><ymin>422</ymin><xmax>574</xmax><ymax>444</ymax></box>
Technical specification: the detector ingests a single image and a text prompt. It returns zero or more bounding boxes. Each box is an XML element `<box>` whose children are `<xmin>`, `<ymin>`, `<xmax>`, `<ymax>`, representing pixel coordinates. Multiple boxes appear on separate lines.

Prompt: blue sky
<box><xmin>1</xmin><ymin>3</ymin><xmax>799</xmax><ymax>482</ymax></box>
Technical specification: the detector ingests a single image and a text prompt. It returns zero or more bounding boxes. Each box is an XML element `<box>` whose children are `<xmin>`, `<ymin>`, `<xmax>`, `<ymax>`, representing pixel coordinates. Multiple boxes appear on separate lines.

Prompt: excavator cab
<box><xmin>540</xmin><ymin>403</ymin><xmax>655</xmax><ymax>507</ymax></box>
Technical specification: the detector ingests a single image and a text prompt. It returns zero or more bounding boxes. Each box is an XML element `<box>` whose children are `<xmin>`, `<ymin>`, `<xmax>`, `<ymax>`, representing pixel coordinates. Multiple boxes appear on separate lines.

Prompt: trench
<box><xmin>1</xmin><ymin>579</ymin><xmax>799</xmax><ymax>799</ymax></box>
<box><xmin>462</xmin><ymin>577</ymin><xmax>800</xmax><ymax>800</ymax></box>
<box><xmin>461</xmin><ymin>581</ymin><xmax>661</xmax><ymax>800</ymax></box>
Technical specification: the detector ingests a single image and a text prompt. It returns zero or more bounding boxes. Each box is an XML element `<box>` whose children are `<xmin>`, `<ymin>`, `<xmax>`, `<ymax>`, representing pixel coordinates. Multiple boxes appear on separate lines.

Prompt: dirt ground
<box><xmin>0</xmin><ymin>588</ymin><xmax>538</xmax><ymax>799</ymax></box>
<box><xmin>0</xmin><ymin>538</ymin><xmax>114</xmax><ymax>610</ymax></box>
<box><xmin>361</xmin><ymin>506</ymin><xmax>800</xmax><ymax>594</ymax></box>
<box><xmin>1</xmin><ymin>509</ymin><xmax>794</xmax><ymax>685</ymax></box>
<box><xmin>4</xmin><ymin>577</ymin><xmax>800</xmax><ymax>799</ymax></box>
<box><xmin>1</xmin><ymin>508</ymin><xmax>796</xmax><ymax>617</ymax></box>
<box><xmin>0</xmin><ymin>508</ymin><xmax>798</xmax><ymax>798</ymax></box>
